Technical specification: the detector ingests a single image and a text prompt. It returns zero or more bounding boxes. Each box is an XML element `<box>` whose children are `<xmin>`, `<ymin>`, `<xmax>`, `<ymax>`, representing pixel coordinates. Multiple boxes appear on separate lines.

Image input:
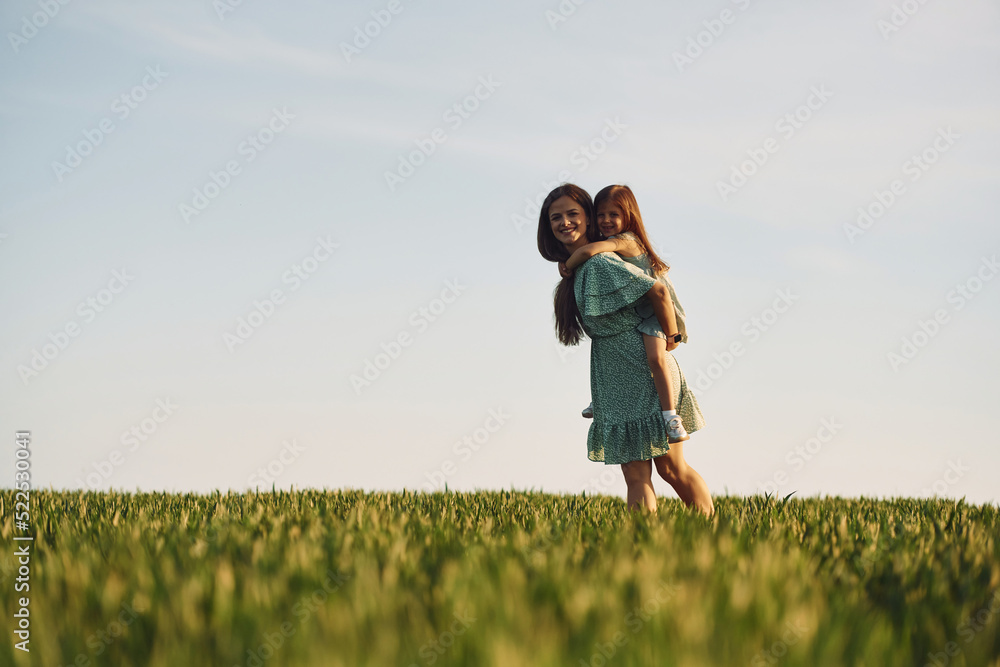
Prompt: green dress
<box><xmin>609</xmin><ymin>232</ymin><xmax>688</xmax><ymax>344</ymax></box>
<box><xmin>574</xmin><ymin>252</ymin><xmax>705</xmax><ymax>465</ymax></box>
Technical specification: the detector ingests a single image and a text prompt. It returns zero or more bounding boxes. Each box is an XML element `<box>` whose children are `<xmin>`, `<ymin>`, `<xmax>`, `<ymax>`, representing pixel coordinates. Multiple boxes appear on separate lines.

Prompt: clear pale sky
<box><xmin>1</xmin><ymin>0</ymin><xmax>998</xmax><ymax>504</ymax></box>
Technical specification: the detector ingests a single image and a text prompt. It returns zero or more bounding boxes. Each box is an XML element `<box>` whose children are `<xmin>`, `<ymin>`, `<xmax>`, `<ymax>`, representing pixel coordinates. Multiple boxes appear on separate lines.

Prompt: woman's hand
<box><xmin>558</xmin><ymin>261</ymin><xmax>573</xmax><ymax>278</ymax></box>
<box><xmin>666</xmin><ymin>338</ymin><xmax>679</xmax><ymax>352</ymax></box>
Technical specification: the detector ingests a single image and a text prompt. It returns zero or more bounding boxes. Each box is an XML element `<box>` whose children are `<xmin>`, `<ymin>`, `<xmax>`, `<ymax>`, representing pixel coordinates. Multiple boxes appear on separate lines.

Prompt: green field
<box><xmin>1</xmin><ymin>490</ymin><xmax>998</xmax><ymax>666</ymax></box>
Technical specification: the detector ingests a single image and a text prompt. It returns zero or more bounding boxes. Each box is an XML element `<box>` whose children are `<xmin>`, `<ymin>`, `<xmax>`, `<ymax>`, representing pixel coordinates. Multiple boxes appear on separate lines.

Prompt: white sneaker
<box><xmin>582</xmin><ymin>403</ymin><xmax>594</xmax><ymax>419</ymax></box>
<box><xmin>665</xmin><ymin>414</ymin><xmax>689</xmax><ymax>443</ymax></box>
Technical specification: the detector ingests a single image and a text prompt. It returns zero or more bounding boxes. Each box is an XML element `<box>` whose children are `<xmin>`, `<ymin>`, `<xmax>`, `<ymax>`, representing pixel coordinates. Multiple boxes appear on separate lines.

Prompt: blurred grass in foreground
<box><xmin>1</xmin><ymin>490</ymin><xmax>998</xmax><ymax>666</ymax></box>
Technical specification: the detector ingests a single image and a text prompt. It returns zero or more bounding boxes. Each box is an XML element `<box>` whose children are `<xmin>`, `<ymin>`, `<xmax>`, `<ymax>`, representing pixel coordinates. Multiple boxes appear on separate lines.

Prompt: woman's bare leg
<box><xmin>643</xmin><ymin>334</ymin><xmax>676</xmax><ymax>411</ymax></box>
<box><xmin>653</xmin><ymin>442</ymin><xmax>714</xmax><ymax>517</ymax></box>
<box><xmin>621</xmin><ymin>459</ymin><xmax>657</xmax><ymax>513</ymax></box>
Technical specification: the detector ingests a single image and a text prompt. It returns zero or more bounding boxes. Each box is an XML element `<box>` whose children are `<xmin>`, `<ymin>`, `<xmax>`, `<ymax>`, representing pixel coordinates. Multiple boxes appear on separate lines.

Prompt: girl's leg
<box><xmin>621</xmin><ymin>459</ymin><xmax>657</xmax><ymax>513</ymax></box>
<box><xmin>643</xmin><ymin>334</ymin><xmax>676</xmax><ymax>411</ymax></box>
<box><xmin>653</xmin><ymin>442</ymin><xmax>714</xmax><ymax>517</ymax></box>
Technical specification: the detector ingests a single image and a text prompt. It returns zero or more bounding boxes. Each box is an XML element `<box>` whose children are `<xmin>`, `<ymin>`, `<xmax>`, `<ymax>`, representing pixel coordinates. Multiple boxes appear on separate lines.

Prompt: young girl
<box><xmin>558</xmin><ymin>184</ymin><xmax>690</xmax><ymax>443</ymax></box>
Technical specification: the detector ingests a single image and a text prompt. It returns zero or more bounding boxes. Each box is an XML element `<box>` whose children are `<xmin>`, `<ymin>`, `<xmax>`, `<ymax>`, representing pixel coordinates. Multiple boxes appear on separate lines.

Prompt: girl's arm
<box><xmin>564</xmin><ymin>236</ymin><xmax>639</xmax><ymax>272</ymax></box>
<box><xmin>648</xmin><ymin>282</ymin><xmax>680</xmax><ymax>351</ymax></box>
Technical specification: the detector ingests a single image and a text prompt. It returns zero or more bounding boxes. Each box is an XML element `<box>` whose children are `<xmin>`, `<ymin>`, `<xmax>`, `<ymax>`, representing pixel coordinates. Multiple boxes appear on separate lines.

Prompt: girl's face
<box><xmin>596</xmin><ymin>200</ymin><xmax>625</xmax><ymax>238</ymax></box>
<box><xmin>548</xmin><ymin>195</ymin><xmax>588</xmax><ymax>246</ymax></box>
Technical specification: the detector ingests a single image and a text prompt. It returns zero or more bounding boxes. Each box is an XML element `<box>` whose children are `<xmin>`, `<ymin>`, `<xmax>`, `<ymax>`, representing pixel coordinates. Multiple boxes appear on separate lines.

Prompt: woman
<box><xmin>537</xmin><ymin>184</ymin><xmax>714</xmax><ymax>516</ymax></box>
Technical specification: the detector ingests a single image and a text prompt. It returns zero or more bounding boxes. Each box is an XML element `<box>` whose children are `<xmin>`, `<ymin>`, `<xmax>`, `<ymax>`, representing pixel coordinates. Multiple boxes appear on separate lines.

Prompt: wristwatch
<box><xmin>668</xmin><ymin>333</ymin><xmax>682</xmax><ymax>343</ymax></box>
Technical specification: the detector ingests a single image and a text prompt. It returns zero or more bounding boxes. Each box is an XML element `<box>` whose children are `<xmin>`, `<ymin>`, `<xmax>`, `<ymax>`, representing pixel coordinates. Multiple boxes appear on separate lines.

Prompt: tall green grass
<box><xmin>1</xmin><ymin>490</ymin><xmax>998</xmax><ymax>666</ymax></box>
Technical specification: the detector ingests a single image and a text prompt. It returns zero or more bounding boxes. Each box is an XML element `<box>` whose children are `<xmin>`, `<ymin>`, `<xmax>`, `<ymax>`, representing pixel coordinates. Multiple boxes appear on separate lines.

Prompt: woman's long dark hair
<box><xmin>536</xmin><ymin>184</ymin><xmax>598</xmax><ymax>346</ymax></box>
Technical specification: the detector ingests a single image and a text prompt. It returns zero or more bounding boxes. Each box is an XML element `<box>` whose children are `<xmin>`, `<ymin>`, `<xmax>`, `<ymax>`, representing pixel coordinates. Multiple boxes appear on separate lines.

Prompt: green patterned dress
<box><xmin>609</xmin><ymin>232</ymin><xmax>688</xmax><ymax>344</ymax></box>
<box><xmin>574</xmin><ymin>252</ymin><xmax>705</xmax><ymax>465</ymax></box>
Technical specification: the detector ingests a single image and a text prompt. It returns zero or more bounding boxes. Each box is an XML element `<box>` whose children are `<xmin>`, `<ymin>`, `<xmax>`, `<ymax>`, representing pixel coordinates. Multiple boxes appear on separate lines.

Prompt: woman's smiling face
<box><xmin>548</xmin><ymin>195</ymin><xmax>587</xmax><ymax>246</ymax></box>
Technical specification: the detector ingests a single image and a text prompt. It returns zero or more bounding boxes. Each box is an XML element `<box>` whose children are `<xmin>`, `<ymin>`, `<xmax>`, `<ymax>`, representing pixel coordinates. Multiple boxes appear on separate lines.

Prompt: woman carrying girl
<box><xmin>537</xmin><ymin>183</ymin><xmax>713</xmax><ymax>516</ymax></box>
<box><xmin>558</xmin><ymin>185</ymin><xmax>696</xmax><ymax>444</ymax></box>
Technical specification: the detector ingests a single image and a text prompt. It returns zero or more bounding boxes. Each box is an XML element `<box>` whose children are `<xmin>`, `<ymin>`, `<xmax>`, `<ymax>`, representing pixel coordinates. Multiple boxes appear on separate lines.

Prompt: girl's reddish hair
<box><xmin>594</xmin><ymin>185</ymin><xmax>669</xmax><ymax>276</ymax></box>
